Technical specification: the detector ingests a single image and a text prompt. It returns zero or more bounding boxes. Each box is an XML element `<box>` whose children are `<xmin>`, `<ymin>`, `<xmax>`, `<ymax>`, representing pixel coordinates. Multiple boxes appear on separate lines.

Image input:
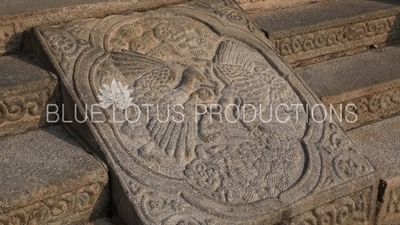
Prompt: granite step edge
<box><xmin>0</xmin><ymin>125</ymin><xmax>110</xmax><ymax>224</ymax></box>
<box><xmin>348</xmin><ymin>115</ymin><xmax>400</xmax><ymax>225</ymax></box>
<box><xmin>250</xmin><ymin>2</ymin><xmax>400</xmax><ymax>66</ymax></box>
<box><xmin>295</xmin><ymin>44</ymin><xmax>400</xmax><ymax>130</ymax></box>
<box><xmin>0</xmin><ymin>55</ymin><xmax>59</xmax><ymax>137</ymax></box>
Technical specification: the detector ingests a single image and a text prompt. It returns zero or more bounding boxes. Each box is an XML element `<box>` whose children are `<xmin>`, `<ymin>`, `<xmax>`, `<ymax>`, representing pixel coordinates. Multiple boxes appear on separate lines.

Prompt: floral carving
<box><xmin>333</xmin><ymin>152</ymin><xmax>373</xmax><ymax>180</ymax></box>
<box><xmin>185</xmin><ymin>148</ymin><xmax>222</xmax><ymax>193</ymax></box>
<box><xmin>318</xmin><ymin>123</ymin><xmax>374</xmax><ymax>188</ymax></box>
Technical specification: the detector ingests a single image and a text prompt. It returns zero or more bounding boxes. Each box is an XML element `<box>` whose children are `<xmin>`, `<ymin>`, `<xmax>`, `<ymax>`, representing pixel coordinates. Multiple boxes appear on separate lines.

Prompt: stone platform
<box><xmin>31</xmin><ymin>0</ymin><xmax>378</xmax><ymax>224</ymax></box>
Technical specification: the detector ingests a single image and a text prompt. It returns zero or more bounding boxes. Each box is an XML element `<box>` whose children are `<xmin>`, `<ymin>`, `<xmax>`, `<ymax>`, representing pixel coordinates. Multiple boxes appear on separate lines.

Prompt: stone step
<box><xmin>238</xmin><ymin>0</ymin><xmax>331</xmax><ymax>13</ymax></box>
<box><xmin>0</xmin><ymin>125</ymin><xmax>109</xmax><ymax>224</ymax></box>
<box><xmin>0</xmin><ymin>0</ymin><xmax>329</xmax><ymax>55</ymax></box>
<box><xmin>249</xmin><ymin>0</ymin><xmax>400</xmax><ymax>67</ymax></box>
<box><xmin>0</xmin><ymin>55</ymin><xmax>58</xmax><ymax>137</ymax></box>
<box><xmin>0</xmin><ymin>0</ymin><xmax>187</xmax><ymax>54</ymax></box>
<box><xmin>348</xmin><ymin>115</ymin><xmax>400</xmax><ymax>225</ymax></box>
<box><xmin>295</xmin><ymin>44</ymin><xmax>400</xmax><ymax>130</ymax></box>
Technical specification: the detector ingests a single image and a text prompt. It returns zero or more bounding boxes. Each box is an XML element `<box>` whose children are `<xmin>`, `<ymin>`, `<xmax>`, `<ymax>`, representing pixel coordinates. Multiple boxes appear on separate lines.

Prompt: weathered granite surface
<box><xmin>296</xmin><ymin>44</ymin><xmax>400</xmax><ymax>130</ymax></box>
<box><xmin>349</xmin><ymin>116</ymin><xmax>400</xmax><ymax>225</ymax></box>
<box><xmin>0</xmin><ymin>55</ymin><xmax>58</xmax><ymax>137</ymax></box>
<box><xmin>33</xmin><ymin>0</ymin><xmax>377</xmax><ymax>224</ymax></box>
<box><xmin>250</xmin><ymin>0</ymin><xmax>400</xmax><ymax>66</ymax></box>
<box><xmin>237</xmin><ymin>0</ymin><xmax>330</xmax><ymax>12</ymax></box>
<box><xmin>296</xmin><ymin>45</ymin><xmax>400</xmax><ymax>129</ymax></box>
<box><xmin>87</xmin><ymin>217</ymin><xmax>114</xmax><ymax>225</ymax></box>
<box><xmin>0</xmin><ymin>0</ymin><xmax>332</xmax><ymax>54</ymax></box>
<box><xmin>0</xmin><ymin>125</ymin><xmax>109</xmax><ymax>224</ymax></box>
<box><xmin>0</xmin><ymin>0</ymin><xmax>188</xmax><ymax>53</ymax></box>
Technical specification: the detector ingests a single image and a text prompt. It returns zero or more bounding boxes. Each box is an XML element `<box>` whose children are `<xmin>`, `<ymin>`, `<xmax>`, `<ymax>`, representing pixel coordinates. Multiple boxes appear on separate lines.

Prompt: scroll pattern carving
<box><xmin>0</xmin><ymin>88</ymin><xmax>54</xmax><ymax>125</ymax></box>
<box><xmin>276</xmin><ymin>187</ymin><xmax>372</xmax><ymax>225</ymax></box>
<box><xmin>0</xmin><ymin>183</ymin><xmax>103</xmax><ymax>225</ymax></box>
<box><xmin>332</xmin><ymin>86</ymin><xmax>400</xmax><ymax>129</ymax></box>
<box><xmin>127</xmin><ymin>179</ymin><xmax>216</xmax><ymax>224</ymax></box>
<box><xmin>274</xmin><ymin>16</ymin><xmax>400</xmax><ymax>62</ymax></box>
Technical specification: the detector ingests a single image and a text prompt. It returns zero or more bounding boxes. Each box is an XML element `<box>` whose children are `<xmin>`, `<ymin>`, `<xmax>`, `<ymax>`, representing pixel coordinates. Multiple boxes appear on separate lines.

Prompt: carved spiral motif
<box><xmin>0</xmin><ymin>90</ymin><xmax>50</xmax><ymax>125</ymax></box>
<box><xmin>275</xmin><ymin>17</ymin><xmax>397</xmax><ymax>57</ymax></box>
<box><xmin>0</xmin><ymin>184</ymin><xmax>100</xmax><ymax>225</ymax></box>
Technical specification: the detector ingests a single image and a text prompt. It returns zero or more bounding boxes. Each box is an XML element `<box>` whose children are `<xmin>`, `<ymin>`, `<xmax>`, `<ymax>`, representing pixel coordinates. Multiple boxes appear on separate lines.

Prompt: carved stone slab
<box><xmin>33</xmin><ymin>1</ymin><xmax>377</xmax><ymax>224</ymax></box>
<box><xmin>0</xmin><ymin>55</ymin><xmax>57</xmax><ymax>137</ymax></box>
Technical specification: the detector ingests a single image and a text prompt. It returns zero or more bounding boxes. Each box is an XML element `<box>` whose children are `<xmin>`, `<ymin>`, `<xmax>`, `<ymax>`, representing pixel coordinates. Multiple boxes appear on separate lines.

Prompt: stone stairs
<box><xmin>0</xmin><ymin>55</ymin><xmax>58</xmax><ymax>137</ymax></box>
<box><xmin>0</xmin><ymin>126</ymin><xmax>109</xmax><ymax>224</ymax></box>
<box><xmin>0</xmin><ymin>55</ymin><xmax>114</xmax><ymax>223</ymax></box>
<box><xmin>251</xmin><ymin>0</ymin><xmax>400</xmax><ymax>224</ymax></box>
<box><xmin>349</xmin><ymin>115</ymin><xmax>400</xmax><ymax>225</ymax></box>
<box><xmin>250</xmin><ymin>0</ymin><xmax>400</xmax><ymax>67</ymax></box>
<box><xmin>251</xmin><ymin>0</ymin><xmax>400</xmax><ymax>131</ymax></box>
<box><xmin>296</xmin><ymin>44</ymin><xmax>400</xmax><ymax>130</ymax></box>
<box><xmin>0</xmin><ymin>0</ymin><xmax>399</xmax><ymax>225</ymax></box>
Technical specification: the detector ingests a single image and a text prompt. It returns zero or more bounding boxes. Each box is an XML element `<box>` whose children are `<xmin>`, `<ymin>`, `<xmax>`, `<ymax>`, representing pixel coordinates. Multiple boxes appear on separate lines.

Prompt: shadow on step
<box><xmin>387</xmin><ymin>14</ymin><xmax>400</xmax><ymax>45</ymax></box>
<box><xmin>367</xmin><ymin>0</ymin><xmax>400</xmax><ymax>6</ymax></box>
<box><xmin>40</xmin><ymin>126</ymin><xmax>111</xmax><ymax>223</ymax></box>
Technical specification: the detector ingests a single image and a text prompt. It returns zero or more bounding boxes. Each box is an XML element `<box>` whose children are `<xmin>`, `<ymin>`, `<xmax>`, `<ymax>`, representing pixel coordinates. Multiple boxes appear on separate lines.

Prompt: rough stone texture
<box><xmin>0</xmin><ymin>0</ymin><xmax>188</xmax><ymax>54</ymax></box>
<box><xmin>0</xmin><ymin>55</ymin><xmax>58</xmax><ymax>137</ymax></box>
<box><xmin>250</xmin><ymin>0</ymin><xmax>400</xmax><ymax>67</ymax></box>
<box><xmin>349</xmin><ymin>116</ymin><xmax>400</xmax><ymax>225</ymax></box>
<box><xmin>0</xmin><ymin>125</ymin><xmax>109</xmax><ymax>224</ymax></box>
<box><xmin>377</xmin><ymin>177</ymin><xmax>400</xmax><ymax>225</ymax></box>
<box><xmin>295</xmin><ymin>44</ymin><xmax>400</xmax><ymax>131</ymax></box>
<box><xmin>87</xmin><ymin>217</ymin><xmax>114</xmax><ymax>225</ymax></box>
<box><xmin>33</xmin><ymin>0</ymin><xmax>377</xmax><ymax>224</ymax></box>
<box><xmin>0</xmin><ymin>0</ymin><xmax>332</xmax><ymax>54</ymax></box>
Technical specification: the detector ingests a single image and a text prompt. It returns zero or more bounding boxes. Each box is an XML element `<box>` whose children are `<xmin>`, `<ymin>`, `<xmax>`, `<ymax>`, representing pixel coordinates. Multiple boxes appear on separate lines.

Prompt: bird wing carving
<box><xmin>213</xmin><ymin>40</ymin><xmax>298</xmax><ymax>110</ymax></box>
<box><xmin>112</xmin><ymin>50</ymin><xmax>200</xmax><ymax>163</ymax></box>
<box><xmin>111</xmin><ymin>50</ymin><xmax>170</xmax><ymax>80</ymax></box>
<box><xmin>111</xmin><ymin>51</ymin><xmax>178</xmax><ymax>103</ymax></box>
